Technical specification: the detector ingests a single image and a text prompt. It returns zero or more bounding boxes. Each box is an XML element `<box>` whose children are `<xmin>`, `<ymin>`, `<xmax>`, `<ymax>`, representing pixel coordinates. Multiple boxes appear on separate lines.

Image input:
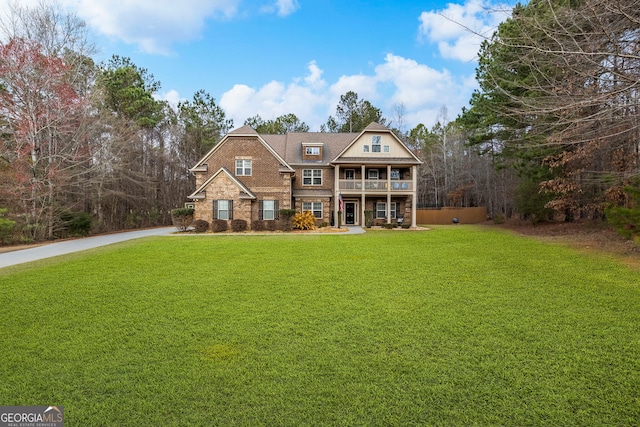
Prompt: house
<box><xmin>187</xmin><ymin>122</ymin><xmax>423</xmax><ymax>228</ymax></box>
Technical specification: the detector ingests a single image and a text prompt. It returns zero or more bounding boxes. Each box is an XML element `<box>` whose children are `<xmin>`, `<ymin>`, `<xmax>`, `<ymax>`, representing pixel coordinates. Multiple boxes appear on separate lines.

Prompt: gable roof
<box><xmin>190</xmin><ymin>122</ymin><xmax>422</xmax><ymax>171</ymax></box>
<box><xmin>191</xmin><ymin>126</ymin><xmax>294</xmax><ymax>172</ymax></box>
<box><xmin>331</xmin><ymin>122</ymin><xmax>423</xmax><ymax>164</ymax></box>
<box><xmin>188</xmin><ymin>167</ymin><xmax>257</xmax><ymax>200</ymax></box>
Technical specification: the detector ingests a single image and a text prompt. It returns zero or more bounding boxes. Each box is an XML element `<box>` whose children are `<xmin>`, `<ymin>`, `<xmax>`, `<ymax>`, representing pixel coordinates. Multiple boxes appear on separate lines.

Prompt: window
<box><xmin>391</xmin><ymin>169</ymin><xmax>400</xmax><ymax>180</ymax></box>
<box><xmin>383</xmin><ymin>145</ymin><xmax>390</xmax><ymax>153</ymax></box>
<box><xmin>363</xmin><ymin>145</ymin><xmax>370</xmax><ymax>153</ymax></box>
<box><xmin>345</xmin><ymin>169</ymin><xmax>355</xmax><ymax>180</ymax></box>
<box><xmin>303</xmin><ymin>169</ymin><xmax>322</xmax><ymax>186</ymax></box>
<box><xmin>368</xmin><ymin>169</ymin><xmax>379</xmax><ymax>180</ymax></box>
<box><xmin>302</xmin><ymin>202</ymin><xmax>323</xmax><ymax>219</ymax></box>
<box><xmin>235</xmin><ymin>159</ymin><xmax>252</xmax><ymax>176</ymax></box>
<box><xmin>305</xmin><ymin>147</ymin><xmax>320</xmax><ymax>155</ymax></box>
<box><xmin>213</xmin><ymin>199</ymin><xmax>233</xmax><ymax>220</ymax></box>
<box><xmin>260</xmin><ymin>200</ymin><xmax>279</xmax><ymax>220</ymax></box>
<box><xmin>375</xmin><ymin>202</ymin><xmax>397</xmax><ymax>219</ymax></box>
<box><xmin>372</xmin><ymin>135</ymin><xmax>381</xmax><ymax>152</ymax></box>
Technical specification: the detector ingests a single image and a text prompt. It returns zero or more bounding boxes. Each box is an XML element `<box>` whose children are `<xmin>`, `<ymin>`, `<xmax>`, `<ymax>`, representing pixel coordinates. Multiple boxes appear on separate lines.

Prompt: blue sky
<box><xmin>1</xmin><ymin>0</ymin><xmax>515</xmax><ymax>131</ymax></box>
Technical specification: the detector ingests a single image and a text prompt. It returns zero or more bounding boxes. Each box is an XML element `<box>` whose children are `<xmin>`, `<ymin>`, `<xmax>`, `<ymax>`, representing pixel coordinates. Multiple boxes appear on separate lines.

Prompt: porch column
<box><xmin>361</xmin><ymin>165</ymin><xmax>366</xmax><ymax>226</ymax></box>
<box><xmin>334</xmin><ymin>164</ymin><xmax>340</xmax><ymax>228</ymax></box>
<box><xmin>387</xmin><ymin>165</ymin><xmax>392</xmax><ymax>224</ymax></box>
<box><xmin>411</xmin><ymin>165</ymin><xmax>418</xmax><ymax>227</ymax></box>
<box><xmin>361</xmin><ymin>193</ymin><xmax>366</xmax><ymax>227</ymax></box>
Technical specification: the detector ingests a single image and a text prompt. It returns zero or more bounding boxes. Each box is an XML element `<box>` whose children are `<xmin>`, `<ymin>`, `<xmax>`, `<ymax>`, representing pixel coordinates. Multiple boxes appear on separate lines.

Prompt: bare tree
<box><xmin>469</xmin><ymin>0</ymin><xmax>640</xmax><ymax>219</ymax></box>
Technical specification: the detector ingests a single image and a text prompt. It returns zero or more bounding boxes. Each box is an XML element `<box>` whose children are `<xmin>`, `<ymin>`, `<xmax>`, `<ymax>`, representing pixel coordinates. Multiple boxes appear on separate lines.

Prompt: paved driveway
<box><xmin>0</xmin><ymin>227</ymin><xmax>175</xmax><ymax>269</ymax></box>
<box><xmin>0</xmin><ymin>226</ymin><xmax>366</xmax><ymax>269</ymax></box>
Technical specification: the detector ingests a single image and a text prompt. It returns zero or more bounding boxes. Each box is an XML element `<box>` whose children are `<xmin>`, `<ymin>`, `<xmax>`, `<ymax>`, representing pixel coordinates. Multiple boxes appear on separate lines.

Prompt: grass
<box><xmin>1</xmin><ymin>226</ymin><xmax>639</xmax><ymax>426</ymax></box>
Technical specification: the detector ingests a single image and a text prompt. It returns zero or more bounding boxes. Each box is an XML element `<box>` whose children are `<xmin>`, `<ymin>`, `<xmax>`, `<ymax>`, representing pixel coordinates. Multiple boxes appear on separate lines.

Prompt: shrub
<box><xmin>293</xmin><ymin>211</ymin><xmax>316</xmax><ymax>230</ymax></box>
<box><xmin>319</xmin><ymin>222</ymin><xmax>329</xmax><ymax>228</ymax></box>
<box><xmin>211</xmin><ymin>219</ymin><xmax>228</xmax><ymax>233</ymax></box>
<box><xmin>264</xmin><ymin>220</ymin><xmax>278</xmax><ymax>231</ymax></box>
<box><xmin>60</xmin><ymin>211</ymin><xmax>92</xmax><ymax>237</ymax></box>
<box><xmin>171</xmin><ymin>208</ymin><xmax>194</xmax><ymax>232</ymax></box>
<box><xmin>231</xmin><ymin>219</ymin><xmax>247</xmax><ymax>232</ymax></box>
<box><xmin>193</xmin><ymin>219</ymin><xmax>210</xmax><ymax>233</ymax></box>
<box><xmin>0</xmin><ymin>208</ymin><xmax>16</xmax><ymax>245</ymax></box>
<box><xmin>605</xmin><ymin>183</ymin><xmax>640</xmax><ymax>242</ymax></box>
<box><xmin>279</xmin><ymin>209</ymin><xmax>296</xmax><ymax>231</ymax></box>
<box><xmin>515</xmin><ymin>178</ymin><xmax>553</xmax><ymax>225</ymax></box>
<box><xmin>252</xmin><ymin>220</ymin><xmax>265</xmax><ymax>231</ymax></box>
<box><xmin>382</xmin><ymin>223</ymin><xmax>396</xmax><ymax>229</ymax></box>
<box><xmin>401</xmin><ymin>223</ymin><xmax>411</xmax><ymax>229</ymax></box>
<box><xmin>364</xmin><ymin>210</ymin><xmax>374</xmax><ymax>227</ymax></box>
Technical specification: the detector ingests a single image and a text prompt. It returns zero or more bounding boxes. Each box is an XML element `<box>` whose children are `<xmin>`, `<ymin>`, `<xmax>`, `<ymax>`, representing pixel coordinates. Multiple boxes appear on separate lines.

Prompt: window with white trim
<box><xmin>383</xmin><ymin>145</ymin><xmax>390</xmax><ymax>153</ymax></box>
<box><xmin>260</xmin><ymin>200</ymin><xmax>279</xmax><ymax>220</ymax></box>
<box><xmin>302</xmin><ymin>202</ymin><xmax>322</xmax><ymax>219</ymax></box>
<box><xmin>363</xmin><ymin>145</ymin><xmax>370</xmax><ymax>153</ymax></box>
<box><xmin>305</xmin><ymin>147</ymin><xmax>320</xmax><ymax>155</ymax></box>
<box><xmin>303</xmin><ymin>169</ymin><xmax>322</xmax><ymax>186</ymax></box>
<box><xmin>372</xmin><ymin>135</ymin><xmax>381</xmax><ymax>152</ymax></box>
<box><xmin>235</xmin><ymin>159</ymin><xmax>252</xmax><ymax>176</ymax></box>
<box><xmin>213</xmin><ymin>199</ymin><xmax>233</xmax><ymax>220</ymax></box>
<box><xmin>368</xmin><ymin>169</ymin><xmax>379</xmax><ymax>180</ymax></box>
<box><xmin>375</xmin><ymin>202</ymin><xmax>397</xmax><ymax>219</ymax></box>
<box><xmin>391</xmin><ymin>169</ymin><xmax>400</xmax><ymax>180</ymax></box>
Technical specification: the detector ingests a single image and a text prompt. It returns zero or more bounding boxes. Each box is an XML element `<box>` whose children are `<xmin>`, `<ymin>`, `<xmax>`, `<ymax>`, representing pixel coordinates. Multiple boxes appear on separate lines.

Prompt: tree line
<box><xmin>2</xmin><ymin>0</ymin><xmax>637</xmax><ymax>244</ymax></box>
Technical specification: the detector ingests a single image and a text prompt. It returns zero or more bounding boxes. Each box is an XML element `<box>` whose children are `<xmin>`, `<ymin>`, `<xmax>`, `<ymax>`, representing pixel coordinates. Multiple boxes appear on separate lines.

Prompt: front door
<box><xmin>345</xmin><ymin>202</ymin><xmax>356</xmax><ymax>225</ymax></box>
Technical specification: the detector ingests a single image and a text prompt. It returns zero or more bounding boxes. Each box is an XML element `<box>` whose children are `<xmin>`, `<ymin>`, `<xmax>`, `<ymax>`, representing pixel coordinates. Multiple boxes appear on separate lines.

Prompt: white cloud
<box><xmin>65</xmin><ymin>0</ymin><xmax>240</xmax><ymax>55</ymax></box>
<box><xmin>218</xmin><ymin>54</ymin><xmax>476</xmax><ymax>131</ymax></box>
<box><xmin>275</xmin><ymin>0</ymin><xmax>300</xmax><ymax>17</ymax></box>
<box><xmin>220</xmin><ymin>61</ymin><xmax>328</xmax><ymax>129</ymax></box>
<box><xmin>0</xmin><ymin>0</ymin><xmax>300</xmax><ymax>55</ymax></box>
<box><xmin>155</xmin><ymin>89</ymin><xmax>185</xmax><ymax>109</ymax></box>
<box><xmin>260</xmin><ymin>0</ymin><xmax>300</xmax><ymax>17</ymax></box>
<box><xmin>418</xmin><ymin>0</ymin><xmax>513</xmax><ymax>62</ymax></box>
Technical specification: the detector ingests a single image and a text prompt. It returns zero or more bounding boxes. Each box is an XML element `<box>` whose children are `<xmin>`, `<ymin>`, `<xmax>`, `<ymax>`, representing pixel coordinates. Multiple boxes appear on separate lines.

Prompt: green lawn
<box><xmin>1</xmin><ymin>226</ymin><xmax>639</xmax><ymax>426</ymax></box>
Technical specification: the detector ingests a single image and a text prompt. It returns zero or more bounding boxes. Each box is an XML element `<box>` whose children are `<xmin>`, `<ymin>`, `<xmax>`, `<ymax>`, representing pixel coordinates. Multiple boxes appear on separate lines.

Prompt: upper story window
<box><xmin>372</xmin><ymin>135</ymin><xmax>381</xmax><ymax>153</ymax></box>
<box><xmin>345</xmin><ymin>169</ymin><xmax>355</xmax><ymax>180</ymax></box>
<box><xmin>391</xmin><ymin>169</ymin><xmax>400</xmax><ymax>180</ymax></box>
<box><xmin>368</xmin><ymin>169</ymin><xmax>379</xmax><ymax>180</ymax></box>
<box><xmin>303</xmin><ymin>169</ymin><xmax>322</xmax><ymax>186</ymax></box>
<box><xmin>363</xmin><ymin>145</ymin><xmax>370</xmax><ymax>153</ymax></box>
<box><xmin>305</xmin><ymin>147</ymin><xmax>320</xmax><ymax>155</ymax></box>
<box><xmin>235</xmin><ymin>159</ymin><xmax>252</xmax><ymax>176</ymax></box>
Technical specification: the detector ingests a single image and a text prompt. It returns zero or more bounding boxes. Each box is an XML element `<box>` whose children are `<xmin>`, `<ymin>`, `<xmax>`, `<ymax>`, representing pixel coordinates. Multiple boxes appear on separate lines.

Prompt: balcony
<box><xmin>339</xmin><ymin>179</ymin><xmax>412</xmax><ymax>192</ymax></box>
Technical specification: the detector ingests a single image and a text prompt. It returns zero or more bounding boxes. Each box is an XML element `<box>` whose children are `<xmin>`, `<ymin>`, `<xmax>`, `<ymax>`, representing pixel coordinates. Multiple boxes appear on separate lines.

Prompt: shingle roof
<box><xmin>261</xmin><ymin>132</ymin><xmax>357</xmax><ymax>165</ymax></box>
<box><xmin>292</xmin><ymin>189</ymin><xmax>334</xmax><ymax>198</ymax></box>
<box><xmin>229</xmin><ymin>125</ymin><xmax>258</xmax><ymax>135</ymax></box>
<box><xmin>222</xmin><ymin>121</ymin><xmax>421</xmax><ymax>167</ymax></box>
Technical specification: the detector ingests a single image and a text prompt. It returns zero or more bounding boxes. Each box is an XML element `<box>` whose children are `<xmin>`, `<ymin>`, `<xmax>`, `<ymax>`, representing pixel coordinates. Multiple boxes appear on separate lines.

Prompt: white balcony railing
<box><xmin>339</xmin><ymin>179</ymin><xmax>412</xmax><ymax>192</ymax></box>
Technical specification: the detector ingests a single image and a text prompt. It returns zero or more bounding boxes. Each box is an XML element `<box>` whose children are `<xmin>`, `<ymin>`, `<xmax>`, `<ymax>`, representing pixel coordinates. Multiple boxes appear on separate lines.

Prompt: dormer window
<box><xmin>302</xmin><ymin>143</ymin><xmax>323</xmax><ymax>160</ymax></box>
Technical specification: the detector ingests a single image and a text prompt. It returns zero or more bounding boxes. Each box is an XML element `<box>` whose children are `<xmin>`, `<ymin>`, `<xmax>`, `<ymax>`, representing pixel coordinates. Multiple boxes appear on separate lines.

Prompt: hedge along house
<box><xmin>187</xmin><ymin>122</ymin><xmax>423</xmax><ymax>229</ymax></box>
